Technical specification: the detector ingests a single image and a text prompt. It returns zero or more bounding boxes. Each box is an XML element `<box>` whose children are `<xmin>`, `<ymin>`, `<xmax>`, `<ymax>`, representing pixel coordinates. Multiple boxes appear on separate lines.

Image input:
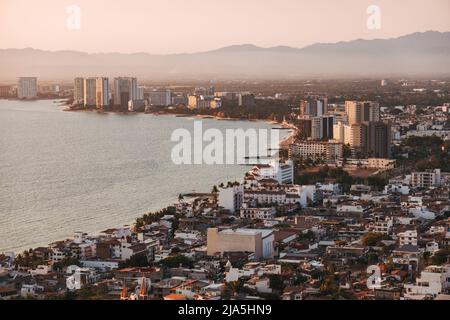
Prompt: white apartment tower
<box><xmin>137</xmin><ymin>86</ymin><xmax>145</xmax><ymax>100</ymax></box>
<box><xmin>114</xmin><ymin>77</ymin><xmax>138</xmax><ymax>108</ymax></box>
<box><xmin>345</xmin><ymin>101</ymin><xmax>380</xmax><ymax>125</ymax></box>
<box><xmin>150</xmin><ymin>89</ymin><xmax>172</xmax><ymax>106</ymax></box>
<box><xmin>84</xmin><ymin>78</ymin><xmax>97</xmax><ymax>107</ymax></box>
<box><xmin>95</xmin><ymin>77</ymin><xmax>109</xmax><ymax>108</ymax></box>
<box><xmin>73</xmin><ymin>77</ymin><xmax>84</xmax><ymax>105</ymax></box>
<box><xmin>17</xmin><ymin>77</ymin><xmax>37</xmax><ymax>99</ymax></box>
<box><xmin>411</xmin><ymin>169</ymin><xmax>442</xmax><ymax>188</ymax></box>
<box><xmin>333</xmin><ymin>122</ymin><xmax>345</xmax><ymax>143</ymax></box>
<box><xmin>218</xmin><ymin>185</ymin><xmax>244</xmax><ymax>214</ymax></box>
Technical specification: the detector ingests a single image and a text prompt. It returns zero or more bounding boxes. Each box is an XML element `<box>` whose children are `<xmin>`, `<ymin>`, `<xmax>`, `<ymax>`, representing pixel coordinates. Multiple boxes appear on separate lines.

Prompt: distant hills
<box><xmin>1</xmin><ymin>31</ymin><xmax>449</xmax><ymax>80</ymax></box>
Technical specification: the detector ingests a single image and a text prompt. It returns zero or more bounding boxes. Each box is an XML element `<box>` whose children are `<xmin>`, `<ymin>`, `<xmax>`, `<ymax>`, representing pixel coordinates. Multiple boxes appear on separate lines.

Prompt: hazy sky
<box><xmin>1</xmin><ymin>0</ymin><xmax>449</xmax><ymax>54</ymax></box>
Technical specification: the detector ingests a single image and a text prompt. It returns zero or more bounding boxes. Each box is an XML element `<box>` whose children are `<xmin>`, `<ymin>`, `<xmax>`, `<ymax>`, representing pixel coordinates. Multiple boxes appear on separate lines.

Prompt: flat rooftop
<box><xmin>219</xmin><ymin>228</ymin><xmax>273</xmax><ymax>238</ymax></box>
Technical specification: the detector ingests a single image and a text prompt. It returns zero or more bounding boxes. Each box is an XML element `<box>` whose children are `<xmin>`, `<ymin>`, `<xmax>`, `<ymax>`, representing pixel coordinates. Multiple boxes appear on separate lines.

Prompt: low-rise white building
<box><xmin>207</xmin><ymin>228</ymin><xmax>274</xmax><ymax>260</ymax></box>
<box><xmin>174</xmin><ymin>230</ymin><xmax>203</xmax><ymax>245</ymax></box>
<box><xmin>397</xmin><ymin>229</ymin><xmax>418</xmax><ymax>246</ymax></box>
<box><xmin>367</xmin><ymin>158</ymin><xmax>396</xmax><ymax>170</ymax></box>
<box><xmin>249</xmin><ymin>160</ymin><xmax>294</xmax><ymax>184</ymax></box>
<box><xmin>66</xmin><ymin>267</ymin><xmax>100</xmax><ymax>291</ymax></box>
<box><xmin>240</xmin><ymin>205</ymin><xmax>276</xmax><ymax>220</ymax></box>
<box><xmin>426</xmin><ymin>241</ymin><xmax>440</xmax><ymax>254</ymax></box>
<box><xmin>404</xmin><ymin>265</ymin><xmax>450</xmax><ymax>300</ymax></box>
<box><xmin>411</xmin><ymin>169</ymin><xmax>442</xmax><ymax>188</ymax></box>
<box><xmin>21</xmin><ymin>284</ymin><xmax>44</xmax><ymax>298</ymax></box>
<box><xmin>369</xmin><ymin>216</ymin><xmax>393</xmax><ymax>235</ymax></box>
<box><xmin>80</xmin><ymin>259</ymin><xmax>119</xmax><ymax>271</ymax></box>
<box><xmin>218</xmin><ymin>185</ymin><xmax>244</xmax><ymax>214</ymax></box>
<box><xmin>384</xmin><ymin>183</ymin><xmax>410</xmax><ymax>195</ymax></box>
<box><xmin>289</xmin><ymin>140</ymin><xmax>343</xmax><ymax>161</ymax></box>
<box><xmin>409</xmin><ymin>207</ymin><xmax>437</xmax><ymax>220</ymax></box>
<box><xmin>30</xmin><ymin>265</ymin><xmax>52</xmax><ymax>276</ymax></box>
<box><xmin>336</xmin><ymin>204</ymin><xmax>370</xmax><ymax>217</ymax></box>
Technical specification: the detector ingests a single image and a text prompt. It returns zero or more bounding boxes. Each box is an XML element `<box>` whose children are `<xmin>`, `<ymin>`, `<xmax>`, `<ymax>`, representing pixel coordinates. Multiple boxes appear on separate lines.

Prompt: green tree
<box><xmin>160</xmin><ymin>255</ymin><xmax>193</xmax><ymax>268</ymax></box>
<box><xmin>362</xmin><ymin>233</ymin><xmax>384</xmax><ymax>247</ymax></box>
<box><xmin>118</xmin><ymin>254</ymin><xmax>149</xmax><ymax>269</ymax></box>
<box><xmin>53</xmin><ymin>257</ymin><xmax>81</xmax><ymax>271</ymax></box>
<box><xmin>431</xmin><ymin>248</ymin><xmax>450</xmax><ymax>265</ymax></box>
<box><xmin>319</xmin><ymin>277</ymin><xmax>339</xmax><ymax>296</ymax></box>
<box><xmin>269</xmin><ymin>275</ymin><xmax>285</xmax><ymax>291</ymax></box>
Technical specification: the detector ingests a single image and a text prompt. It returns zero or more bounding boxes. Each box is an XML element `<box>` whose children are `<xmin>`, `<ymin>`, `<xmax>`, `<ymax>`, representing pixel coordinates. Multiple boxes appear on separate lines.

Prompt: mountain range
<box><xmin>1</xmin><ymin>31</ymin><xmax>449</xmax><ymax>80</ymax></box>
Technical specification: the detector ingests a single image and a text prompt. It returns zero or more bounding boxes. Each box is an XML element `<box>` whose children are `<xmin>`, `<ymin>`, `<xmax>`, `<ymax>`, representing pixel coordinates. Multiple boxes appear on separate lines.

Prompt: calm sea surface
<box><xmin>0</xmin><ymin>100</ymin><xmax>283</xmax><ymax>253</ymax></box>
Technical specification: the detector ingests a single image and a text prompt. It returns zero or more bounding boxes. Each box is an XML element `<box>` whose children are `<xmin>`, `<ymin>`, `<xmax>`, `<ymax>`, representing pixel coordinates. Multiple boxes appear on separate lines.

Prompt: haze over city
<box><xmin>1</xmin><ymin>0</ymin><xmax>450</xmax><ymax>306</ymax></box>
<box><xmin>1</xmin><ymin>0</ymin><xmax>450</xmax><ymax>54</ymax></box>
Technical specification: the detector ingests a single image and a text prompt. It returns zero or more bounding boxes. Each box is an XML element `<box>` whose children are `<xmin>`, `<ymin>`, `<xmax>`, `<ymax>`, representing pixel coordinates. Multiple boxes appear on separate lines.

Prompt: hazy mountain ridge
<box><xmin>1</xmin><ymin>31</ymin><xmax>449</xmax><ymax>80</ymax></box>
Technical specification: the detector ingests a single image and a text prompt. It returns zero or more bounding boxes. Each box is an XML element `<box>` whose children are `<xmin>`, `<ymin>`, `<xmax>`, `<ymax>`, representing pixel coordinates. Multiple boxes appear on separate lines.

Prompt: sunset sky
<box><xmin>1</xmin><ymin>0</ymin><xmax>449</xmax><ymax>54</ymax></box>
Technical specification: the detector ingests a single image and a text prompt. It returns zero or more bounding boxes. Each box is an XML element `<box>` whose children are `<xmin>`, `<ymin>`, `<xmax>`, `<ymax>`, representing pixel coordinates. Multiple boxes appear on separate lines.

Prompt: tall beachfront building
<box><xmin>137</xmin><ymin>86</ymin><xmax>145</xmax><ymax>100</ymax></box>
<box><xmin>299</xmin><ymin>98</ymin><xmax>328</xmax><ymax>117</ymax></box>
<box><xmin>344</xmin><ymin>123</ymin><xmax>368</xmax><ymax>151</ymax></box>
<box><xmin>149</xmin><ymin>89</ymin><xmax>171</xmax><ymax>106</ymax></box>
<box><xmin>17</xmin><ymin>77</ymin><xmax>37</xmax><ymax>99</ymax></box>
<box><xmin>345</xmin><ymin>101</ymin><xmax>380</xmax><ymax>125</ymax></box>
<box><xmin>96</xmin><ymin>77</ymin><xmax>109</xmax><ymax>108</ymax></box>
<box><xmin>114</xmin><ymin>77</ymin><xmax>138</xmax><ymax>109</ymax></box>
<box><xmin>73</xmin><ymin>77</ymin><xmax>84</xmax><ymax>105</ymax></box>
<box><xmin>310</xmin><ymin>115</ymin><xmax>335</xmax><ymax>140</ymax></box>
<box><xmin>83</xmin><ymin>78</ymin><xmax>97</xmax><ymax>107</ymax></box>
<box><xmin>367</xmin><ymin>121</ymin><xmax>391</xmax><ymax>158</ymax></box>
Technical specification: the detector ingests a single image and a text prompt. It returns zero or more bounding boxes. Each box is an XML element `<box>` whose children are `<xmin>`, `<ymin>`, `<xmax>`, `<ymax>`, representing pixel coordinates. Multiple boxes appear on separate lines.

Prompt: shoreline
<box><xmin>3</xmin><ymin>132</ymin><xmax>295</xmax><ymax>255</ymax></box>
<box><xmin>1</xmin><ymin>102</ymin><xmax>297</xmax><ymax>254</ymax></box>
<box><xmin>62</xmin><ymin>105</ymin><xmax>281</xmax><ymax>123</ymax></box>
<box><xmin>62</xmin><ymin>105</ymin><xmax>296</xmax><ymax>145</ymax></box>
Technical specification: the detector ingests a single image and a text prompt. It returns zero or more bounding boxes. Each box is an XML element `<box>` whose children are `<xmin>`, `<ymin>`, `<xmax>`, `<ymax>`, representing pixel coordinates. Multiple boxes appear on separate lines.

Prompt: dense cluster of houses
<box><xmin>1</xmin><ymin>161</ymin><xmax>449</xmax><ymax>300</ymax></box>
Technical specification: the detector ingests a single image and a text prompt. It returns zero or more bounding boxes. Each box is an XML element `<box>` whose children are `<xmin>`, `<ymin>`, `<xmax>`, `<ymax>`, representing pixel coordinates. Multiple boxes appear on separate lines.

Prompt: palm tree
<box><xmin>225</xmin><ymin>280</ymin><xmax>244</xmax><ymax>298</ymax></box>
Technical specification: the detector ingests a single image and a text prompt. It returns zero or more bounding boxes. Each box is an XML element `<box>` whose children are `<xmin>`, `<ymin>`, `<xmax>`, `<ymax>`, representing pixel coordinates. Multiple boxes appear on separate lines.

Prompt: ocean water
<box><xmin>0</xmin><ymin>100</ymin><xmax>284</xmax><ymax>253</ymax></box>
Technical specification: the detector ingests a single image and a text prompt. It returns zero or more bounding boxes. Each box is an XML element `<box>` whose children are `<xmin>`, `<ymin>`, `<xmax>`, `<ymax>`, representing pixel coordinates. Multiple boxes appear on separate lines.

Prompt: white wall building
<box><xmin>250</xmin><ymin>160</ymin><xmax>294</xmax><ymax>184</ymax></box>
<box><xmin>367</xmin><ymin>158</ymin><xmax>396</xmax><ymax>169</ymax></box>
<box><xmin>66</xmin><ymin>267</ymin><xmax>99</xmax><ymax>291</ymax></box>
<box><xmin>95</xmin><ymin>77</ymin><xmax>109</xmax><ymax>107</ymax></box>
<box><xmin>17</xmin><ymin>77</ymin><xmax>37</xmax><ymax>99</ymax></box>
<box><xmin>218</xmin><ymin>185</ymin><xmax>244</xmax><ymax>214</ymax></box>
<box><xmin>150</xmin><ymin>89</ymin><xmax>171</xmax><ymax>106</ymax></box>
<box><xmin>404</xmin><ymin>265</ymin><xmax>450</xmax><ymax>300</ymax></box>
<box><xmin>384</xmin><ymin>183</ymin><xmax>410</xmax><ymax>195</ymax></box>
<box><xmin>114</xmin><ymin>77</ymin><xmax>138</xmax><ymax>107</ymax></box>
<box><xmin>398</xmin><ymin>229</ymin><xmax>418</xmax><ymax>246</ymax></box>
<box><xmin>83</xmin><ymin>77</ymin><xmax>97</xmax><ymax>107</ymax></box>
<box><xmin>370</xmin><ymin>216</ymin><xmax>393</xmax><ymax>235</ymax></box>
<box><xmin>137</xmin><ymin>86</ymin><xmax>145</xmax><ymax>100</ymax></box>
<box><xmin>411</xmin><ymin>169</ymin><xmax>442</xmax><ymax>188</ymax></box>
<box><xmin>80</xmin><ymin>259</ymin><xmax>119</xmax><ymax>271</ymax></box>
<box><xmin>30</xmin><ymin>265</ymin><xmax>52</xmax><ymax>276</ymax></box>
<box><xmin>240</xmin><ymin>205</ymin><xmax>276</xmax><ymax>220</ymax></box>
<box><xmin>207</xmin><ymin>228</ymin><xmax>274</xmax><ymax>260</ymax></box>
<box><xmin>174</xmin><ymin>230</ymin><xmax>203</xmax><ymax>245</ymax></box>
<box><xmin>21</xmin><ymin>284</ymin><xmax>44</xmax><ymax>297</ymax></box>
<box><xmin>73</xmin><ymin>77</ymin><xmax>84</xmax><ymax>105</ymax></box>
<box><xmin>290</xmin><ymin>141</ymin><xmax>343</xmax><ymax>161</ymax></box>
